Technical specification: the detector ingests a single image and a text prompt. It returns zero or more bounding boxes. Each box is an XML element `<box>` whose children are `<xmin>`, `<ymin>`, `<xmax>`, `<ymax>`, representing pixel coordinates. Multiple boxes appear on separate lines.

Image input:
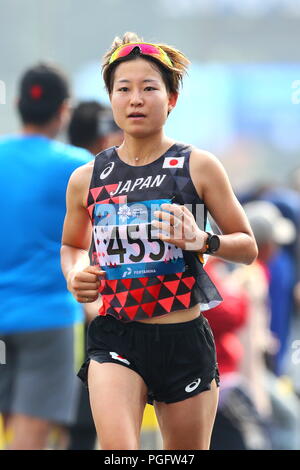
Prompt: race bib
<box><xmin>93</xmin><ymin>198</ymin><xmax>185</xmax><ymax>280</ymax></box>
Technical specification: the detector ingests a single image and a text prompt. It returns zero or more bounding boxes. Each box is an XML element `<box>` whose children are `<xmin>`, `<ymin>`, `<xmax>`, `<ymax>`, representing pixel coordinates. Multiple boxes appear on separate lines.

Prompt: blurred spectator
<box><xmin>205</xmin><ymin>258</ymin><xmax>271</xmax><ymax>450</ymax></box>
<box><xmin>66</xmin><ymin>100</ymin><xmax>123</xmax><ymax>450</ymax></box>
<box><xmin>68</xmin><ymin>100</ymin><xmax>122</xmax><ymax>156</ymax></box>
<box><xmin>209</xmin><ymin>199</ymin><xmax>297</xmax><ymax>449</ymax></box>
<box><xmin>239</xmin><ymin>185</ymin><xmax>300</xmax><ymax>375</ymax></box>
<box><xmin>235</xmin><ymin>200</ymin><xmax>299</xmax><ymax>449</ymax></box>
<box><xmin>0</xmin><ymin>64</ymin><xmax>91</xmax><ymax>449</ymax></box>
<box><xmin>234</xmin><ymin>201</ymin><xmax>292</xmax><ymax>412</ymax></box>
<box><xmin>286</xmin><ymin>169</ymin><xmax>300</xmax><ymax>398</ymax></box>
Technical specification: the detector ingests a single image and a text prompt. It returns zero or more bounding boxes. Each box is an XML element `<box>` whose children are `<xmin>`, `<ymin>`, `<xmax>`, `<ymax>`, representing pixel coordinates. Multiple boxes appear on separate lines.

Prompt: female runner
<box><xmin>61</xmin><ymin>32</ymin><xmax>258</xmax><ymax>450</ymax></box>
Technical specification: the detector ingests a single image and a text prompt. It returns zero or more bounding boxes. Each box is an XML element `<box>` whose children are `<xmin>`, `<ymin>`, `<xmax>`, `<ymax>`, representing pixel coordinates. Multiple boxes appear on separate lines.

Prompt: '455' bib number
<box><xmin>93</xmin><ymin>199</ymin><xmax>185</xmax><ymax>280</ymax></box>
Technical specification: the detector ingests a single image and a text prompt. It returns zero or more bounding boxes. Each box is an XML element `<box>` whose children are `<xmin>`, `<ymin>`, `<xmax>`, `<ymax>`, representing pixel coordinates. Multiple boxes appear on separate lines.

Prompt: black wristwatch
<box><xmin>203</xmin><ymin>232</ymin><xmax>220</xmax><ymax>255</ymax></box>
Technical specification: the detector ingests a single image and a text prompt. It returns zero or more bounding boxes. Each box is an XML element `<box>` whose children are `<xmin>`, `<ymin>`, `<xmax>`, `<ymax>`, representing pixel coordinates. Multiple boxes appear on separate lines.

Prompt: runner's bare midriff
<box><xmin>136</xmin><ymin>303</ymin><xmax>201</xmax><ymax>324</ymax></box>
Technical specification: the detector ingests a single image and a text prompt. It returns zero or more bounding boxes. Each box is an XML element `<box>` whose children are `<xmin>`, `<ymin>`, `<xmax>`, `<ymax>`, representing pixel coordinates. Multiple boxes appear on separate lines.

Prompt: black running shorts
<box><xmin>78</xmin><ymin>313</ymin><xmax>220</xmax><ymax>405</ymax></box>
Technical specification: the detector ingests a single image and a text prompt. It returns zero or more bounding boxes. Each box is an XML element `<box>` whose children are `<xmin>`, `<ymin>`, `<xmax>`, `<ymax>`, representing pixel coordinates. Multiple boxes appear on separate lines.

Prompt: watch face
<box><xmin>210</xmin><ymin>235</ymin><xmax>220</xmax><ymax>252</ymax></box>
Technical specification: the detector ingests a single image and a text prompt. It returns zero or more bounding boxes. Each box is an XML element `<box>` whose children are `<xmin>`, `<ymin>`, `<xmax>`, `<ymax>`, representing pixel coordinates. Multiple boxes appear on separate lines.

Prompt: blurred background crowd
<box><xmin>0</xmin><ymin>0</ymin><xmax>300</xmax><ymax>450</ymax></box>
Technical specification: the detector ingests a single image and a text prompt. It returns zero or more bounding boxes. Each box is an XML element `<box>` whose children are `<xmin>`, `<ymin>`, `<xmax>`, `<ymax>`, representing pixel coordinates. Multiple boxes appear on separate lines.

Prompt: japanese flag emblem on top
<box><xmin>163</xmin><ymin>156</ymin><xmax>184</xmax><ymax>169</ymax></box>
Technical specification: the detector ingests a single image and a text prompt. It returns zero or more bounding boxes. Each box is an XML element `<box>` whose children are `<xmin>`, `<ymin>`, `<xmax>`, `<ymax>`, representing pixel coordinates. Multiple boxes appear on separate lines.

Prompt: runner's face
<box><xmin>110</xmin><ymin>58</ymin><xmax>177</xmax><ymax>138</ymax></box>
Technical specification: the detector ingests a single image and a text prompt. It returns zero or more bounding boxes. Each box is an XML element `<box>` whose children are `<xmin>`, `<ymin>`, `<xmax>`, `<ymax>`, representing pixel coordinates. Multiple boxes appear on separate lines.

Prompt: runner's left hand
<box><xmin>151</xmin><ymin>203</ymin><xmax>208</xmax><ymax>252</ymax></box>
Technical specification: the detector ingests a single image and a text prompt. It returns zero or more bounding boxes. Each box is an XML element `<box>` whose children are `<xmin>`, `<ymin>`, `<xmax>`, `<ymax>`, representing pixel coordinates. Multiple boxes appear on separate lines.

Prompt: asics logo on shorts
<box><xmin>109</xmin><ymin>351</ymin><xmax>130</xmax><ymax>365</ymax></box>
<box><xmin>185</xmin><ymin>378</ymin><xmax>201</xmax><ymax>393</ymax></box>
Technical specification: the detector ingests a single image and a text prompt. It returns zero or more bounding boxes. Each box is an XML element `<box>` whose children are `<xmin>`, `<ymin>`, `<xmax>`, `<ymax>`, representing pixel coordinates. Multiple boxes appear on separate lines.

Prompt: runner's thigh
<box><xmin>88</xmin><ymin>360</ymin><xmax>148</xmax><ymax>449</ymax></box>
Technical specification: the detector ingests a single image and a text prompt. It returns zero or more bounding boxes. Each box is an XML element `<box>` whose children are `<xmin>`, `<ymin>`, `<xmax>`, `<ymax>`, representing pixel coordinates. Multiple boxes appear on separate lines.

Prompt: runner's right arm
<box><xmin>61</xmin><ymin>163</ymin><xmax>105</xmax><ymax>303</ymax></box>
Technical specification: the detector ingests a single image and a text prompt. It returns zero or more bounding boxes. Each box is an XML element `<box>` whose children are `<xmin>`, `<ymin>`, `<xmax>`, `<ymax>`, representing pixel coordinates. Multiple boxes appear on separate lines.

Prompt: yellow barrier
<box><xmin>141</xmin><ymin>404</ymin><xmax>158</xmax><ymax>430</ymax></box>
<box><xmin>74</xmin><ymin>322</ymin><xmax>85</xmax><ymax>372</ymax></box>
<box><xmin>0</xmin><ymin>414</ymin><xmax>12</xmax><ymax>449</ymax></box>
<box><xmin>0</xmin><ymin>414</ymin><xmax>4</xmax><ymax>449</ymax></box>
<box><xmin>0</xmin><ymin>407</ymin><xmax>159</xmax><ymax>450</ymax></box>
<box><xmin>0</xmin><ymin>324</ymin><xmax>159</xmax><ymax>450</ymax></box>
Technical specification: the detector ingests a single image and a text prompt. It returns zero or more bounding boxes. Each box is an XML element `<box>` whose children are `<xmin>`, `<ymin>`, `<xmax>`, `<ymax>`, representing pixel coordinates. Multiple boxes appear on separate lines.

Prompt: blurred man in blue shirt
<box><xmin>0</xmin><ymin>64</ymin><xmax>91</xmax><ymax>449</ymax></box>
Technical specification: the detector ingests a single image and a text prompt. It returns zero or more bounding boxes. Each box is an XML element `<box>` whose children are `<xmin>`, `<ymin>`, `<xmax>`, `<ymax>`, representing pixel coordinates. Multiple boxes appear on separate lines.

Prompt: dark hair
<box><xmin>102</xmin><ymin>32</ymin><xmax>190</xmax><ymax>95</ymax></box>
<box><xmin>18</xmin><ymin>63</ymin><xmax>69</xmax><ymax>125</ymax></box>
<box><xmin>68</xmin><ymin>101</ymin><xmax>119</xmax><ymax>148</ymax></box>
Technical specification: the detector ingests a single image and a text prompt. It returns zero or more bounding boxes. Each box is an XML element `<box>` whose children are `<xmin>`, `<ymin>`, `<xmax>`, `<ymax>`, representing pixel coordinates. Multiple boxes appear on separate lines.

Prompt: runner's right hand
<box><xmin>67</xmin><ymin>266</ymin><xmax>105</xmax><ymax>303</ymax></box>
